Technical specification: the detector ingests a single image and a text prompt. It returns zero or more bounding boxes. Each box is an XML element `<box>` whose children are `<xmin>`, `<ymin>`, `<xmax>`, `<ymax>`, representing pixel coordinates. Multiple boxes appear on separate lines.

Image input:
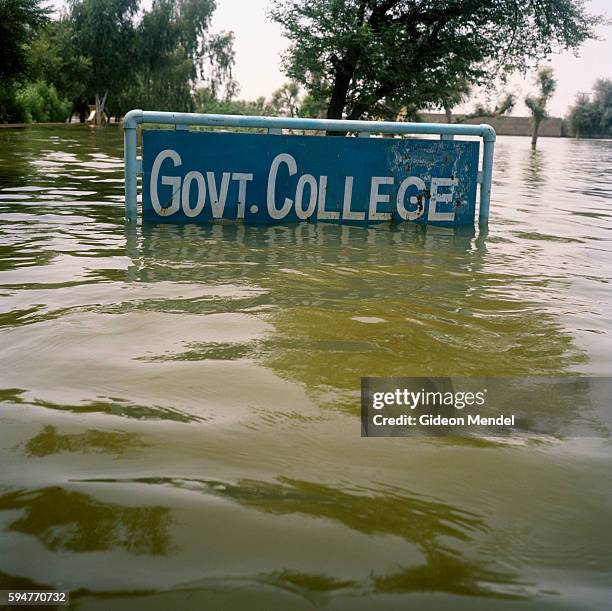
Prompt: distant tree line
<box><xmin>567</xmin><ymin>79</ymin><xmax>612</xmax><ymax>138</ymax></box>
<box><xmin>194</xmin><ymin>81</ymin><xmax>327</xmax><ymax>120</ymax></box>
<box><xmin>0</xmin><ymin>0</ymin><xmax>331</xmax><ymax>124</ymax></box>
<box><xmin>0</xmin><ymin>0</ymin><xmax>607</xmax><ymax>135</ymax></box>
<box><xmin>0</xmin><ymin>0</ymin><xmax>236</xmax><ymax>123</ymax></box>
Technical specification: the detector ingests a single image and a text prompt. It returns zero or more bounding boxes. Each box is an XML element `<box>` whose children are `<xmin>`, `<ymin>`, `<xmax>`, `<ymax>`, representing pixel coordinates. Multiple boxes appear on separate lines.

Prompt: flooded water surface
<box><xmin>0</xmin><ymin>126</ymin><xmax>611</xmax><ymax>610</ymax></box>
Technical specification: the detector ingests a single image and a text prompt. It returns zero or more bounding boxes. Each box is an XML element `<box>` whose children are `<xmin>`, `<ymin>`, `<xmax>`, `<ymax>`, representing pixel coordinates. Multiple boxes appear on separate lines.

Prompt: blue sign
<box><xmin>142</xmin><ymin>130</ymin><xmax>480</xmax><ymax>226</ymax></box>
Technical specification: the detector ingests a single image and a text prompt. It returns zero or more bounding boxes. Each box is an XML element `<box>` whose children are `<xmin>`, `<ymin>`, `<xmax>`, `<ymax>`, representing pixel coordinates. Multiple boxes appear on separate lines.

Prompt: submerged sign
<box><xmin>142</xmin><ymin>130</ymin><xmax>480</xmax><ymax>226</ymax></box>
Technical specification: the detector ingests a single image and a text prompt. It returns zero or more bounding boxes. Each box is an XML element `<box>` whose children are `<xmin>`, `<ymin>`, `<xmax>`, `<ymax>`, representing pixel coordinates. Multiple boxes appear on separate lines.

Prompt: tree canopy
<box><xmin>0</xmin><ymin>0</ymin><xmax>49</xmax><ymax>120</ymax></box>
<box><xmin>27</xmin><ymin>18</ymin><xmax>91</xmax><ymax>115</ymax></box>
<box><xmin>567</xmin><ymin>79</ymin><xmax>612</xmax><ymax>138</ymax></box>
<box><xmin>0</xmin><ymin>0</ymin><xmax>48</xmax><ymax>81</ymax></box>
<box><xmin>269</xmin><ymin>0</ymin><xmax>602</xmax><ymax>121</ymax></box>
<box><xmin>1</xmin><ymin>0</ymin><xmax>607</xmax><ymax>130</ymax></box>
<box><xmin>0</xmin><ymin>0</ymin><xmax>236</xmax><ymax>122</ymax></box>
<box><xmin>68</xmin><ymin>0</ymin><xmax>138</xmax><ymax>118</ymax></box>
<box><xmin>67</xmin><ymin>0</ymin><xmax>235</xmax><ymax>119</ymax></box>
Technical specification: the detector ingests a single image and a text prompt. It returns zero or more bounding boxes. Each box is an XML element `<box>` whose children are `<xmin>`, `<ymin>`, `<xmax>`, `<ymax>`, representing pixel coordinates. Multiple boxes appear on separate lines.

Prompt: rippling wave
<box><xmin>0</xmin><ymin>126</ymin><xmax>611</xmax><ymax>609</ymax></box>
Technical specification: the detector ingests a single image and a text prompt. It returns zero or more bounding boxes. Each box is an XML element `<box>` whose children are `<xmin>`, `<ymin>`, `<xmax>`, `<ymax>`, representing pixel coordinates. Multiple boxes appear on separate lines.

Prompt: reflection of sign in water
<box><xmin>142</xmin><ymin>131</ymin><xmax>480</xmax><ymax>226</ymax></box>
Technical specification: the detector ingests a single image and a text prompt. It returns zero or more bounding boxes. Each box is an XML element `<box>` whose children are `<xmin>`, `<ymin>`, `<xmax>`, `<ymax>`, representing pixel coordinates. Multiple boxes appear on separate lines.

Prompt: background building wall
<box><xmin>418</xmin><ymin>113</ymin><xmax>565</xmax><ymax>137</ymax></box>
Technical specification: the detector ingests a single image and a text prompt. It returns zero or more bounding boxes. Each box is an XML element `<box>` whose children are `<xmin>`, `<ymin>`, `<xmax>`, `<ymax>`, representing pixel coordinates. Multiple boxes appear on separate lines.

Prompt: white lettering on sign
<box><xmin>295</xmin><ymin>174</ymin><xmax>317</xmax><ymax>219</ymax></box>
<box><xmin>149</xmin><ymin>149</ymin><xmax>460</xmax><ymax>223</ymax></box>
<box><xmin>318</xmin><ymin>176</ymin><xmax>339</xmax><ymax>220</ymax></box>
<box><xmin>397</xmin><ymin>176</ymin><xmax>427</xmax><ymax>221</ymax></box>
<box><xmin>232</xmin><ymin>172</ymin><xmax>253</xmax><ymax>218</ymax></box>
<box><xmin>181</xmin><ymin>170</ymin><xmax>206</xmax><ymax>217</ymax></box>
<box><xmin>428</xmin><ymin>177</ymin><xmax>457</xmax><ymax>222</ymax></box>
<box><xmin>342</xmin><ymin>176</ymin><xmax>364</xmax><ymax>221</ymax></box>
<box><xmin>151</xmin><ymin>149</ymin><xmax>182</xmax><ymax>216</ymax></box>
<box><xmin>267</xmin><ymin>153</ymin><xmax>297</xmax><ymax>219</ymax></box>
<box><xmin>369</xmin><ymin>177</ymin><xmax>393</xmax><ymax>221</ymax></box>
<box><xmin>207</xmin><ymin>171</ymin><xmax>231</xmax><ymax>218</ymax></box>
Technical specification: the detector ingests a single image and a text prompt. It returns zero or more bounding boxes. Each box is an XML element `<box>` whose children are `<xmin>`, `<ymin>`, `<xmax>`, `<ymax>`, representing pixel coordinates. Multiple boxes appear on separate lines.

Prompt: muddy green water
<box><xmin>0</xmin><ymin>126</ymin><xmax>610</xmax><ymax>610</ymax></box>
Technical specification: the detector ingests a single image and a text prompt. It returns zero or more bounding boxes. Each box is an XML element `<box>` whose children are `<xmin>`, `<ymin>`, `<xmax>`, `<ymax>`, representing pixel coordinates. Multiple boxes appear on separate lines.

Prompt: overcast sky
<box><xmin>51</xmin><ymin>0</ymin><xmax>612</xmax><ymax>117</ymax></box>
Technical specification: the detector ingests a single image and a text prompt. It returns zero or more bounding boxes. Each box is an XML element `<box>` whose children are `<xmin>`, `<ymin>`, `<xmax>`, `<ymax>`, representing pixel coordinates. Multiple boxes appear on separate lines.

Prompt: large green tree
<box><xmin>70</xmin><ymin>0</ymin><xmax>139</xmax><ymax>123</ymax></box>
<box><xmin>66</xmin><ymin>0</ymin><xmax>235</xmax><ymax>122</ymax></box>
<box><xmin>567</xmin><ymin>79</ymin><xmax>612</xmax><ymax>138</ymax></box>
<box><xmin>27</xmin><ymin>18</ymin><xmax>91</xmax><ymax>120</ymax></box>
<box><xmin>269</xmin><ymin>0</ymin><xmax>601</xmax><ymax>124</ymax></box>
<box><xmin>0</xmin><ymin>0</ymin><xmax>48</xmax><ymax>81</ymax></box>
<box><xmin>69</xmin><ymin>0</ymin><xmax>138</xmax><ymax>123</ymax></box>
<box><xmin>0</xmin><ymin>0</ymin><xmax>48</xmax><ymax>121</ymax></box>
<box><xmin>121</xmin><ymin>0</ymin><xmax>235</xmax><ymax>115</ymax></box>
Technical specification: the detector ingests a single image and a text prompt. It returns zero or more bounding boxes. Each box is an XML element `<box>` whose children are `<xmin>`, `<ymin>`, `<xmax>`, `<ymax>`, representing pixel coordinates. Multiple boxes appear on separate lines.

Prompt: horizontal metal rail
<box><xmin>123</xmin><ymin>109</ymin><xmax>495</xmax><ymax>224</ymax></box>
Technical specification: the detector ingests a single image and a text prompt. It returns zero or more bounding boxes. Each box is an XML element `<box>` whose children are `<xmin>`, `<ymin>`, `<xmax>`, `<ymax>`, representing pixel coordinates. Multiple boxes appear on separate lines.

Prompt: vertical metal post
<box><xmin>124</xmin><ymin>124</ymin><xmax>138</xmax><ymax>223</ymax></box>
<box><xmin>479</xmin><ymin>134</ymin><xmax>495</xmax><ymax>225</ymax></box>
